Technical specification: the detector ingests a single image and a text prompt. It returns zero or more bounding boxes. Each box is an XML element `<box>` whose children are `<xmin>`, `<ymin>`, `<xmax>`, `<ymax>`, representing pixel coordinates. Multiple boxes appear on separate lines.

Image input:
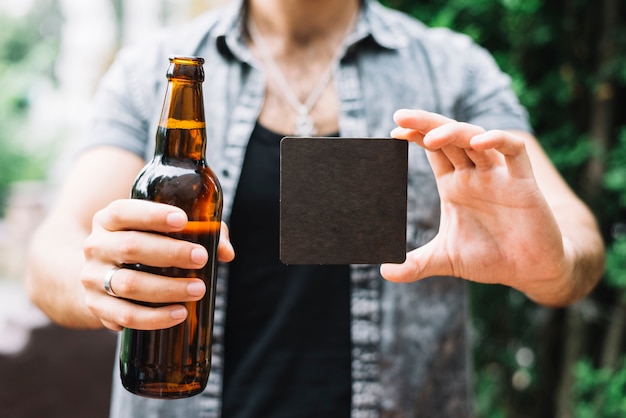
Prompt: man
<box><xmin>25</xmin><ymin>0</ymin><xmax>604</xmax><ymax>416</ymax></box>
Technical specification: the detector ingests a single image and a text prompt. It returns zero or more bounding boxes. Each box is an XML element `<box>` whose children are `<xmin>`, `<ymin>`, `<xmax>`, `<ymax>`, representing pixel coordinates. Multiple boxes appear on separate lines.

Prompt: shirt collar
<box><xmin>360</xmin><ymin>0</ymin><xmax>410</xmax><ymax>50</ymax></box>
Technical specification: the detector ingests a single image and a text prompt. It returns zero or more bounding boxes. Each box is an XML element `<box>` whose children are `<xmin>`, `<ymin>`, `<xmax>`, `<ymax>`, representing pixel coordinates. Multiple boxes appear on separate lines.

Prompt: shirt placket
<box><xmin>336</xmin><ymin>55</ymin><xmax>384</xmax><ymax>418</ymax></box>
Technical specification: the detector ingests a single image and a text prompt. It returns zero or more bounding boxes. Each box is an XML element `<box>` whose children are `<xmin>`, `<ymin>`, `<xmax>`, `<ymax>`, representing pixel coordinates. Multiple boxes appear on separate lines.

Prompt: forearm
<box><xmin>562</xmin><ymin>223</ymin><xmax>605</xmax><ymax>303</ymax></box>
<box><xmin>25</xmin><ymin>218</ymin><xmax>103</xmax><ymax>329</ymax></box>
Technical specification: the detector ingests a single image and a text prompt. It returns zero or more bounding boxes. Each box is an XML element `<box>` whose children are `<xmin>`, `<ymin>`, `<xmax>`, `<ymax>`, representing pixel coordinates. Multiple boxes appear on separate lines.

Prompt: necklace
<box><xmin>248</xmin><ymin>18</ymin><xmax>355</xmax><ymax>136</ymax></box>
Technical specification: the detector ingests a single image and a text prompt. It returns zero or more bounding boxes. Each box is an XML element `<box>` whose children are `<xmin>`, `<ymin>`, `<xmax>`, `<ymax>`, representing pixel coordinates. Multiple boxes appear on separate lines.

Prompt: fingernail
<box><xmin>191</xmin><ymin>247</ymin><xmax>208</xmax><ymax>265</ymax></box>
<box><xmin>187</xmin><ymin>281</ymin><xmax>205</xmax><ymax>296</ymax></box>
<box><xmin>390</xmin><ymin>127</ymin><xmax>403</xmax><ymax>138</ymax></box>
<box><xmin>166</xmin><ymin>212</ymin><xmax>187</xmax><ymax>228</ymax></box>
<box><xmin>225</xmin><ymin>240</ymin><xmax>235</xmax><ymax>255</ymax></box>
<box><xmin>170</xmin><ymin>306</ymin><xmax>187</xmax><ymax>320</ymax></box>
<box><xmin>394</xmin><ymin>108</ymin><xmax>411</xmax><ymax>119</ymax></box>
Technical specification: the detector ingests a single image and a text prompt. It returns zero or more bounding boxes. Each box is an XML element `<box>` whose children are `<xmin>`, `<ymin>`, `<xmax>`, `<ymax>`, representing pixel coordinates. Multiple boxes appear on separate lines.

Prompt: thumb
<box><xmin>218</xmin><ymin>221</ymin><xmax>235</xmax><ymax>262</ymax></box>
<box><xmin>380</xmin><ymin>241</ymin><xmax>443</xmax><ymax>282</ymax></box>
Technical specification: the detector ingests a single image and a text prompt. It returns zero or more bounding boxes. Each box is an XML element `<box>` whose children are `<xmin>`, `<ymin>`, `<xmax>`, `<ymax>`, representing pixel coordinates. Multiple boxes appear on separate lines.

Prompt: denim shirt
<box><xmin>94</xmin><ymin>1</ymin><xmax>531</xmax><ymax>417</ymax></box>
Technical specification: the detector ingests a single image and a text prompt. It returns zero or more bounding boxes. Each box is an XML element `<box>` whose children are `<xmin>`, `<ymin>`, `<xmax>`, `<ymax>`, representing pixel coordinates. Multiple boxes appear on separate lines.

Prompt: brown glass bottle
<box><xmin>119</xmin><ymin>56</ymin><xmax>223</xmax><ymax>399</ymax></box>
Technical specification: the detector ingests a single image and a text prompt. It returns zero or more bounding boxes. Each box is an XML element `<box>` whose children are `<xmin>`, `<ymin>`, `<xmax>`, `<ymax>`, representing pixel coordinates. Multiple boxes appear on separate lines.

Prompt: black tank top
<box><xmin>223</xmin><ymin>123</ymin><xmax>351</xmax><ymax>417</ymax></box>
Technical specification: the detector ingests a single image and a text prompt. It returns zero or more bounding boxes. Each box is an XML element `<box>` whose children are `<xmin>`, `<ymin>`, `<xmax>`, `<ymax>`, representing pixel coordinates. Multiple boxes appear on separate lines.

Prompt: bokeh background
<box><xmin>0</xmin><ymin>1</ymin><xmax>224</xmax><ymax>417</ymax></box>
<box><xmin>1</xmin><ymin>0</ymin><xmax>625</xmax><ymax>417</ymax></box>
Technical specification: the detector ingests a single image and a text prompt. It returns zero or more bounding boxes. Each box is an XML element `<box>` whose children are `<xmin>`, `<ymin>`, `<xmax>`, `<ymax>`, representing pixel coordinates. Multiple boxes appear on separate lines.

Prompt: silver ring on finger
<box><xmin>103</xmin><ymin>266</ymin><xmax>121</xmax><ymax>297</ymax></box>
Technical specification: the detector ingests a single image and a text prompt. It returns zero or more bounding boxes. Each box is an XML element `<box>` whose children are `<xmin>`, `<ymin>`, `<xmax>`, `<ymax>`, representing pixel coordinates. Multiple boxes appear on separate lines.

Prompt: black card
<box><xmin>280</xmin><ymin>137</ymin><xmax>408</xmax><ymax>265</ymax></box>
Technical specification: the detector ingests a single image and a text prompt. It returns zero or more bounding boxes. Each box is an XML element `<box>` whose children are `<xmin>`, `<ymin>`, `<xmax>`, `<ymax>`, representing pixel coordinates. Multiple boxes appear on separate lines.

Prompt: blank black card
<box><xmin>280</xmin><ymin>137</ymin><xmax>408</xmax><ymax>265</ymax></box>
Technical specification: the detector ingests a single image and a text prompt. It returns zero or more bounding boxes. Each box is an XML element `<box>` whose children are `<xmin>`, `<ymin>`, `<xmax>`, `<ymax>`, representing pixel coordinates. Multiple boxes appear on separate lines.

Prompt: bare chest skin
<box><xmin>246</xmin><ymin>0</ymin><xmax>360</xmax><ymax>137</ymax></box>
<box><xmin>258</xmin><ymin>77</ymin><xmax>340</xmax><ymax>136</ymax></box>
<box><xmin>248</xmin><ymin>28</ymin><xmax>344</xmax><ymax>137</ymax></box>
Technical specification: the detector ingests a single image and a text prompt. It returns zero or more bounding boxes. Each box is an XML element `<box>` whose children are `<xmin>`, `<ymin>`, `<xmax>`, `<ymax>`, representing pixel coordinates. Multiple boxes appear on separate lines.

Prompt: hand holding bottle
<box><xmin>80</xmin><ymin>198</ymin><xmax>234</xmax><ymax>332</ymax></box>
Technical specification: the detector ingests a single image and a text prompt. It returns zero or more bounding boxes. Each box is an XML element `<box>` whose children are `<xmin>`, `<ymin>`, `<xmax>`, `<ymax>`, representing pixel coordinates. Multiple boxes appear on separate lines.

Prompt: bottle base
<box><xmin>123</xmin><ymin>380</ymin><xmax>206</xmax><ymax>399</ymax></box>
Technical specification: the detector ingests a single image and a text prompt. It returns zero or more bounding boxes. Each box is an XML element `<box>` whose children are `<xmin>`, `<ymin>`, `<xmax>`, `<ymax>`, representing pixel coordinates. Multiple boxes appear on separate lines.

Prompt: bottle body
<box><xmin>119</xmin><ymin>57</ymin><xmax>223</xmax><ymax>399</ymax></box>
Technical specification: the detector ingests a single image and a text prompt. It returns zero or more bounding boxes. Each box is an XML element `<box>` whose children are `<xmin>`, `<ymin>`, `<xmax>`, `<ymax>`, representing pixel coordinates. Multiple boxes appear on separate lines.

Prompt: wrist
<box><xmin>521</xmin><ymin>237</ymin><xmax>602</xmax><ymax>307</ymax></box>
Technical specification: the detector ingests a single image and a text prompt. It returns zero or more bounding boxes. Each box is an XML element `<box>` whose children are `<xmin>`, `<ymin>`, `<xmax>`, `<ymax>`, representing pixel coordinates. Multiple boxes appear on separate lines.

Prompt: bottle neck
<box><xmin>155</xmin><ymin>79</ymin><xmax>207</xmax><ymax>161</ymax></box>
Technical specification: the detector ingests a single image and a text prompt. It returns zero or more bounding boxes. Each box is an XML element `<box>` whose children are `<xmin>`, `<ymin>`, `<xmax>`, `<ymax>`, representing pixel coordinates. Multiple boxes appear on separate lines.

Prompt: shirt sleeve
<box><xmin>80</xmin><ymin>43</ymin><xmax>166</xmax><ymax>160</ymax></box>
<box><xmin>456</xmin><ymin>39</ymin><xmax>532</xmax><ymax>133</ymax></box>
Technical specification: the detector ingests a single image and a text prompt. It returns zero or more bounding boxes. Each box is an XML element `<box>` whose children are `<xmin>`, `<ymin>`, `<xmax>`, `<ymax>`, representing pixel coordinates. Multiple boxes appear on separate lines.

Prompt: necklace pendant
<box><xmin>295</xmin><ymin>113</ymin><xmax>316</xmax><ymax>137</ymax></box>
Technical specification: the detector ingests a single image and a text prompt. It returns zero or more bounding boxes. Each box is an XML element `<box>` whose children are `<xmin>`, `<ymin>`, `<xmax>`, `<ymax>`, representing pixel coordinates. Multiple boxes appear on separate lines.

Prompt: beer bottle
<box><xmin>119</xmin><ymin>56</ymin><xmax>223</xmax><ymax>399</ymax></box>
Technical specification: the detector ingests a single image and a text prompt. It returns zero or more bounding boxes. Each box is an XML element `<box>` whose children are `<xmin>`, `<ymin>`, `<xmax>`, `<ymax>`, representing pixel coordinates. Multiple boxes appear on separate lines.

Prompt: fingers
<box><xmin>82</xmin><ymin>199</ymin><xmax>235</xmax><ymax>331</ymax></box>
<box><xmin>88</xmin><ymin>295</ymin><xmax>191</xmax><ymax>331</ymax></box>
<box><xmin>96</xmin><ymin>299</ymin><xmax>189</xmax><ymax>332</ymax></box>
<box><xmin>470</xmin><ymin>130</ymin><xmax>534</xmax><ymax>178</ymax></box>
<box><xmin>82</xmin><ymin>265</ymin><xmax>206</xmax><ymax>331</ymax></box>
<box><xmin>392</xmin><ymin>109</ymin><xmax>456</xmax><ymax>135</ymax></box>
<box><xmin>84</xmin><ymin>229</ymin><xmax>208</xmax><ymax>269</ymax></box>
<box><xmin>88</xmin><ymin>201</ymin><xmax>235</xmax><ymax>269</ymax></box>
<box><xmin>424</xmin><ymin>122</ymin><xmax>490</xmax><ymax>174</ymax></box>
<box><xmin>89</xmin><ymin>200</ymin><xmax>205</xmax><ymax>269</ymax></box>
<box><xmin>391</xmin><ymin>108</ymin><xmax>531</xmax><ymax>176</ymax></box>
<box><xmin>89</xmin><ymin>265</ymin><xmax>206</xmax><ymax>303</ymax></box>
<box><xmin>94</xmin><ymin>199</ymin><xmax>189</xmax><ymax>234</ymax></box>
<box><xmin>89</xmin><ymin>228</ymin><xmax>232</xmax><ymax>270</ymax></box>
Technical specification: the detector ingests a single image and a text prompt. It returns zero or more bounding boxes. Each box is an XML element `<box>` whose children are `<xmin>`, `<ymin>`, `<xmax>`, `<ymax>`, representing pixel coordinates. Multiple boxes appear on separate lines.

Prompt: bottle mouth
<box><xmin>169</xmin><ymin>56</ymin><xmax>205</xmax><ymax>66</ymax></box>
<box><xmin>167</xmin><ymin>56</ymin><xmax>205</xmax><ymax>82</ymax></box>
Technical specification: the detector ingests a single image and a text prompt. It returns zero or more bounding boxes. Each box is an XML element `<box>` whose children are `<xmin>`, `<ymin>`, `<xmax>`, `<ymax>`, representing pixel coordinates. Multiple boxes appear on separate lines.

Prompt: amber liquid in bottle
<box><xmin>119</xmin><ymin>56</ymin><xmax>223</xmax><ymax>399</ymax></box>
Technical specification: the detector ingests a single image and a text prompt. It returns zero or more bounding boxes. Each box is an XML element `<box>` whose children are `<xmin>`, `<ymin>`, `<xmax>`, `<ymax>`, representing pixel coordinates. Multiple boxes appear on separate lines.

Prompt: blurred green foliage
<box><xmin>0</xmin><ymin>1</ymin><xmax>61</xmax><ymax>216</ymax></box>
<box><xmin>573</xmin><ymin>358</ymin><xmax>626</xmax><ymax>417</ymax></box>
